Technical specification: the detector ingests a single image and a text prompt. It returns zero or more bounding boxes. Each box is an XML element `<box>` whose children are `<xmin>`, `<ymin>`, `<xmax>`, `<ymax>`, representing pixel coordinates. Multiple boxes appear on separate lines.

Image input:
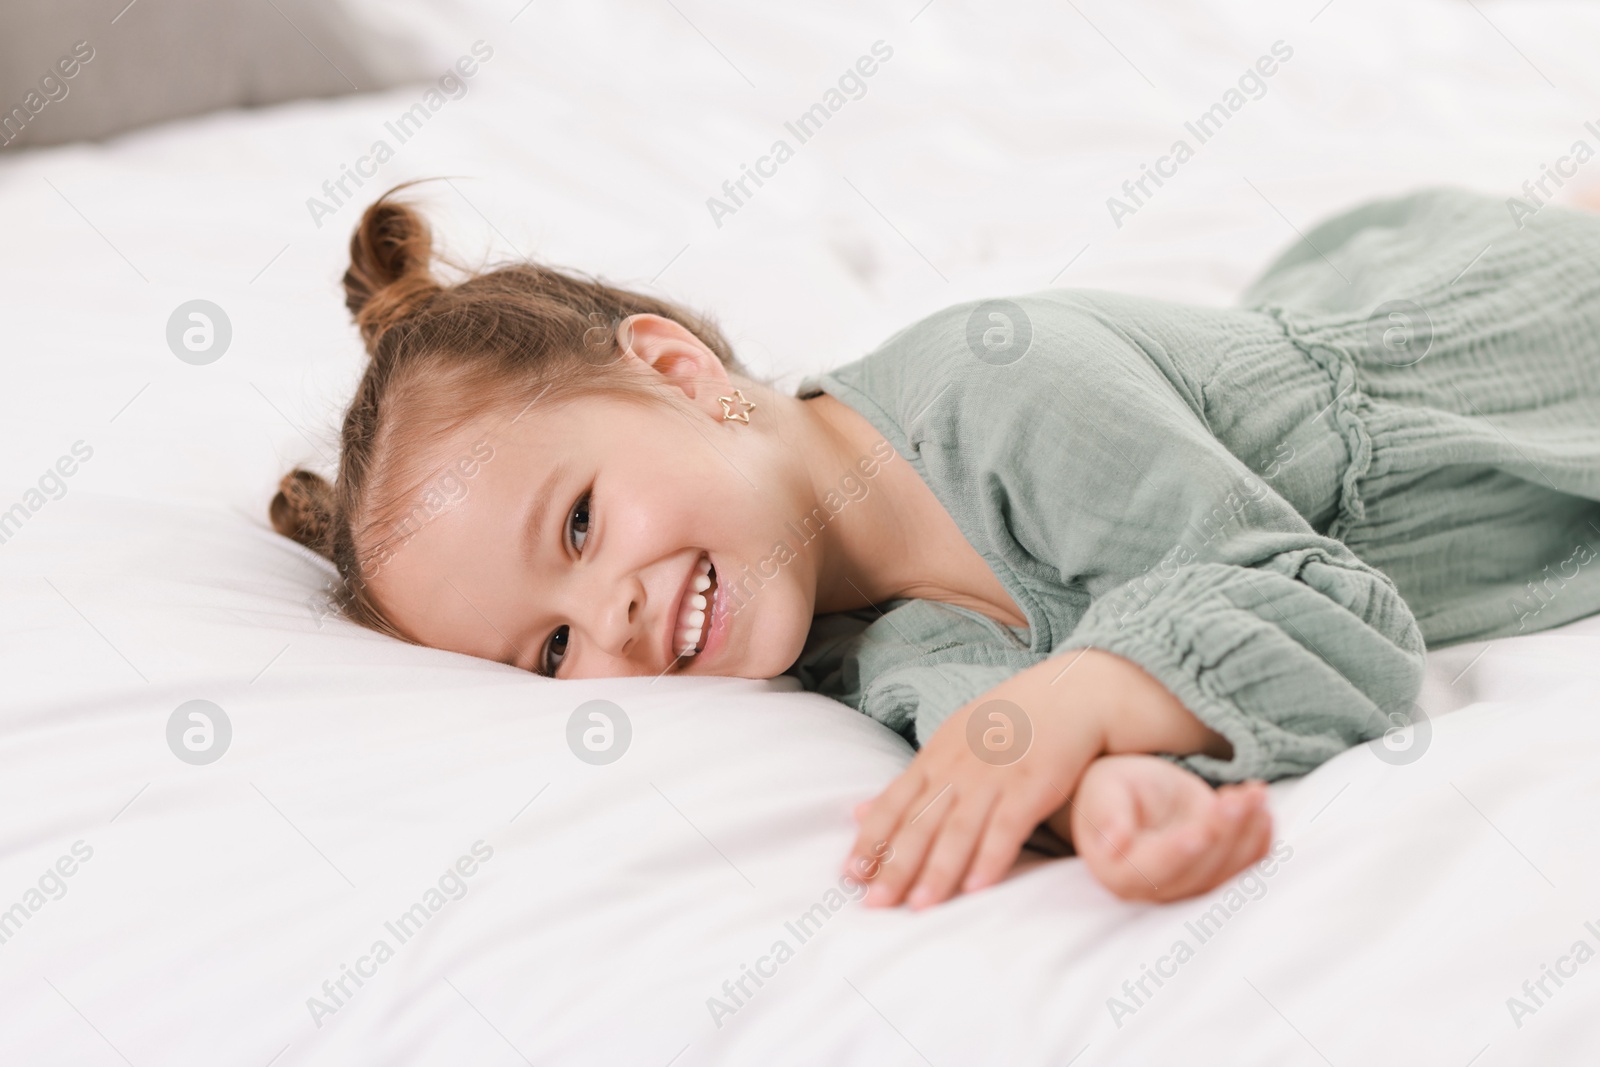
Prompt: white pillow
<box><xmin>0</xmin><ymin>0</ymin><xmax>432</xmax><ymax>149</ymax></box>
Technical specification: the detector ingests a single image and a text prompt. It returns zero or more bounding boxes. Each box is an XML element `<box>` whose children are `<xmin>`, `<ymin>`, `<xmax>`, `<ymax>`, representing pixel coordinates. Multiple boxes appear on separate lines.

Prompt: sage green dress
<box><xmin>785</xmin><ymin>186</ymin><xmax>1600</xmax><ymax>784</ymax></box>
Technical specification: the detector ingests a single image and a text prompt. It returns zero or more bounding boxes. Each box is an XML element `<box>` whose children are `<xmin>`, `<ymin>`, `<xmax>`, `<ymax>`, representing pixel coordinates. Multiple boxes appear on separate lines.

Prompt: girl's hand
<box><xmin>1060</xmin><ymin>753</ymin><xmax>1271</xmax><ymax>902</ymax></box>
<box><xmin>843</xmin><ymin>651</ymin><xmax>1117</xmax><ymax>910</ymax></box>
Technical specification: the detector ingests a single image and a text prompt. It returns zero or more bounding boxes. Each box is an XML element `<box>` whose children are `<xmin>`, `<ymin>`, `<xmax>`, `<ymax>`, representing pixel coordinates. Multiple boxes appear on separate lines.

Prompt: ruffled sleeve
<box><xmin>1052</xmin><ymin>546</ymin><xmax>1426</xmax><ymax>783</ymax></box>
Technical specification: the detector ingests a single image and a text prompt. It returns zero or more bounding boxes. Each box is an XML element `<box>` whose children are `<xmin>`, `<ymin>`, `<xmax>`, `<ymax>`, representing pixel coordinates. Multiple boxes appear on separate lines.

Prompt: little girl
<box><xmin>272</xmin><ymin>180</ymin><xmax>1600</xmax><ymax>910</ymax></box>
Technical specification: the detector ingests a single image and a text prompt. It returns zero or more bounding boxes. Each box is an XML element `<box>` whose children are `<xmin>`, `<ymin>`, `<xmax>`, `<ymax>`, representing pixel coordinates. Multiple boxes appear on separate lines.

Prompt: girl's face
<box><xmin>365</xmin><ymin>317</ymin><xmax>824</xmax><ymax>680</ymax></box>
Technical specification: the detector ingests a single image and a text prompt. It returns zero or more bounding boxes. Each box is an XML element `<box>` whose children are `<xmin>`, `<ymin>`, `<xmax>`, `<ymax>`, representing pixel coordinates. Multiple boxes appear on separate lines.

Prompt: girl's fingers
<box><xmin>1085</xmin><ymin>825</ymin><xmax>1165</xmax><ymax>900</ymax></box>
<box><xmin>906</xmin><ymin>790</ymin><xmax>997</xmax><ymax>909</ymax></box>
<box><xmin>1166</xmin><ymin>787</ymin><xmax>1268</xmax><ymax>899</ymax></box>
<box><xmin>1147</xmin><ymin>795</ymin><xmax>1225</xmax><ymax>891</ymax></box>
<box><xmin>960</xmin><ymin>786</ymin><xmax>1052</xmax><ymax>893</ymax></box>
<box><xmin>1177</xmin><ymin>790</ymin><xmax>1254</xmax><ymax>896</ymax></box>
<box><xmin>1120</xmin><ymin>787</ymin><xmax>1234</xmax><ymax>900</ymax></box>
<box><xmin>1093</xmin><ymin>782</ymin><xmax>1273</xmax><ymax>902</ymax></box>
<box><xmin>1100</xmin><ymin>813</ymin><xmax>1132</xmax><ymax>854</ymax></box>
<box><xmin>1218</xmin><ymin>794</ymin><xmax>1273</xmax><ymax>882</ymax></box>
<box><xmin>1071</xmin><ymin>770</ymin><xmax>1138</xmax><ymax>855</ymax></box>
<box><xmin>1074</xmin><ymin>804</ymin><xmax>1157</xmax><ymax>897</ymax></box>
<box><xmin>1087</xmin><ymin>809</ymin><xmax>1132</xmax><ymax>858</ymax></box>
<box><xmin>862</xmin><ymin>780</ymin><xmax>956</xmax><ymax>906</ymax></box>
<box><xmin>845</xmin><ymin>766</ymin><xmax>927</xmax><ymax>875</ymax></box>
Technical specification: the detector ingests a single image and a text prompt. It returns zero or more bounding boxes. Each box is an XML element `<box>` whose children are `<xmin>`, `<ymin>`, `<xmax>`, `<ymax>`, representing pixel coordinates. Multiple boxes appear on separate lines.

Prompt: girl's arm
<box><xmin>845</xmin><ymin>648</ymin><xmax>1270</xmax><ymax>908</ymax></box>
<box><xmin>843</xmin><ymin>292</ymin><xmax>1428</xmax><ymax>907</ymax></box>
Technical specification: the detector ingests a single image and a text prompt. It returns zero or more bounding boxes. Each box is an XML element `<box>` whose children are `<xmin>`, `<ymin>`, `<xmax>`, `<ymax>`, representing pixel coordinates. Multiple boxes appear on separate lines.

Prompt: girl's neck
<box><xmin>795</xmin><ymin>390</ymin><xmax>990</xmax><ymax>618</ymax></box>
<box><xmin>787</xmin><ymin>391</ymin><xmax>916</xmax><ymax>615</ymax></box>
<box><xmin>792</xmin><ymin>389</ymin><xmax>1029</xmax><ymax>630</ymax></box>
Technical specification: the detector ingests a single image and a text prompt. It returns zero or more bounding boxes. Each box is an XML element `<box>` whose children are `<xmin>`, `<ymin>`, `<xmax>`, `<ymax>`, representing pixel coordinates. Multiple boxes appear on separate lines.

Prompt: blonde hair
<box><xmin>269</xmin><ymin>178</ymin><xmax>751</xmax><ymax>641</ymax></box>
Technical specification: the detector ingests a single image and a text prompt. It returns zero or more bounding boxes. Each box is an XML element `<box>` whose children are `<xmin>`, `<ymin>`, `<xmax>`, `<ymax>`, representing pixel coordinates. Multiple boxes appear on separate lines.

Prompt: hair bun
<box><xmin>343</xmin><ymin>181</ymin><xmax>442</xmax><ymax>351</ymax></box>
<box><xmin>270</xmin><ymin>468</ymin><xmax>336</xmax><ymax>554</ymax></box>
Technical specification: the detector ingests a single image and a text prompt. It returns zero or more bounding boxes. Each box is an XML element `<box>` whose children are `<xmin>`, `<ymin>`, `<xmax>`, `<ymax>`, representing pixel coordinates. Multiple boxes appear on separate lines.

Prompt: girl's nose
<box><xmin>579</xmin><ymin>577</ymin><xmax>647</xmax><ymax>667</ymax></box>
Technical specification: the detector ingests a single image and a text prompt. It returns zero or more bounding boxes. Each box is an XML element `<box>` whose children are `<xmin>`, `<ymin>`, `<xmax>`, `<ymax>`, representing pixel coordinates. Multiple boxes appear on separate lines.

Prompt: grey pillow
<box><xmin>0</xmin><ymin>0</ymin><xmax>432</xmax><ymax>149</ymax></box>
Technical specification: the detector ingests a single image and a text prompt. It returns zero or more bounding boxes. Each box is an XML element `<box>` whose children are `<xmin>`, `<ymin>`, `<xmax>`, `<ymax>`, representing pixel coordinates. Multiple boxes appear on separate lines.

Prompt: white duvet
<box><xmin>3</xmin><ymin>1</ymin><xmax>1599</xmax><ymax>1063</ymax></box>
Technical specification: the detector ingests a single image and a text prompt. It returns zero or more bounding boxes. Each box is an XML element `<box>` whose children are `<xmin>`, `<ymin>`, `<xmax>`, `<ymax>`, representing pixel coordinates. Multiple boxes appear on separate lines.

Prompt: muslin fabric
<box><xmin>785</xmin><ymin>186</ymin><xmax>1600</xmax><ymax>784</ymax></box>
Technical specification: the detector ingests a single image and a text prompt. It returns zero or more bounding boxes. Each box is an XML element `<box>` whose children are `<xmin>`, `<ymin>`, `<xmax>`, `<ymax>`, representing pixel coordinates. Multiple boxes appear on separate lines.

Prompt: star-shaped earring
<box><xmin>718</xmin><ymin>388</ymin><xmax>756</xmax><ymax>423</ymax></box>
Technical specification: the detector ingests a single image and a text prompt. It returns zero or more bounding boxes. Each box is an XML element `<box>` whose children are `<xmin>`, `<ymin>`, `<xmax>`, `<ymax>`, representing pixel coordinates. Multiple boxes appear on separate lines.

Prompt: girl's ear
<box><xmin>615</xmin><ymin>313</ymin><xmax>732</xmax><ymax>406</ymax></box>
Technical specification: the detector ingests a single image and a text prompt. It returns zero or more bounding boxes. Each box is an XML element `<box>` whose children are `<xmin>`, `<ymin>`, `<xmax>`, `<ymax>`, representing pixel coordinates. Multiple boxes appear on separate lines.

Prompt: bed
<box><xmin>3</xmin><ymin>1</ymin><xmax>1598</xmax><ymax>1063</ymax></box>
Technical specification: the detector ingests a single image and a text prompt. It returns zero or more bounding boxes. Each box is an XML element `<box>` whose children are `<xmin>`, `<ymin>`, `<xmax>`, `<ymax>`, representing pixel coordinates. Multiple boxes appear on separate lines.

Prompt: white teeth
<box><xmin>676</xmin><ymin>554</ymin><xmax>717</xmax><ymax>660</ymax></box>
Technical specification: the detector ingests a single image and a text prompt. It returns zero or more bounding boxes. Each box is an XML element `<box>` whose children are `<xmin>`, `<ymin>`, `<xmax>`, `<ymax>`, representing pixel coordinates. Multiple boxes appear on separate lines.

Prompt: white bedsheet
<box><xmin>3</xmin><ymin>1</ymin><xmax>1599</xmax><ymax>1063</ymax></box>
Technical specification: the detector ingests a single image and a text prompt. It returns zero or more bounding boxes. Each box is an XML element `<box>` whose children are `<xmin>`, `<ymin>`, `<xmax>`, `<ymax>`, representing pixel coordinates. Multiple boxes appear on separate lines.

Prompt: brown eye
<box><xmin>541</xmin><ymin>626</ymin><xmax>569</xmax><ymax>677</ymax></box>
<box><xmin>568</xmin><ymin>491</ymin><xmax>591</xmax><ymax>553</ymax></box>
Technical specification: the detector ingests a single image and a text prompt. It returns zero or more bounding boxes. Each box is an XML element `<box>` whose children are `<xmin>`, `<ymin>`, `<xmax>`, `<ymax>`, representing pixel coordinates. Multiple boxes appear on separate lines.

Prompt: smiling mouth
<box><xmin>675</xmin><ymin>554</ymin><xmax>718</xmax><ymax>662</ymax></box>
